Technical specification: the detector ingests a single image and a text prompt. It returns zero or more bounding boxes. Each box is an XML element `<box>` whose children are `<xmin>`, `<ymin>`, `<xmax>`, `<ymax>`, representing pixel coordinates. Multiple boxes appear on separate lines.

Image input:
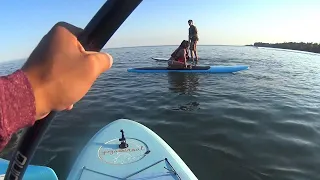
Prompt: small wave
<box><xmin>200</xmin><ymin>142</ymin><xmax>243</xmax><ymax>160</ymax></box>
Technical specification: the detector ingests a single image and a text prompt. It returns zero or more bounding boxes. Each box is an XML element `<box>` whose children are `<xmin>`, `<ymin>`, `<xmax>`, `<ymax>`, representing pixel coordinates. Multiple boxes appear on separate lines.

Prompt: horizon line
<box><xmin>103</xmin><ymin>44</ymin><xmax>247</xmax><ymax>50</ymax></box>
<box><xmin>2</xmin><ymin>44</ymin><xmax>248</xmax><ymax>62</ymax></box>
<box><xmin>3</xmin><ymin>43</ymin><xmax>319</xmax><ymax>62</ymax></box>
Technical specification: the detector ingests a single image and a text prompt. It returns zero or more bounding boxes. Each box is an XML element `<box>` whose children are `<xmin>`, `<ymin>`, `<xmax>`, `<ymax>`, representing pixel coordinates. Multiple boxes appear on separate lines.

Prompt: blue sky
<box><xmin>0</xmin><ymin>0</ymin><xmax>319</xmax><ymax>62</ymax></box>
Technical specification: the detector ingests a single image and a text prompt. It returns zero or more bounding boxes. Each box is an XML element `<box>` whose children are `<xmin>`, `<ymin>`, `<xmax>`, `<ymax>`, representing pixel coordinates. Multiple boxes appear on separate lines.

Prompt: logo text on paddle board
<box><xmin>100</xmin><ymin>146</ymin><xmax>144</xmax><ymax>155</ymax></box>
<box><xmin>98</xmin><ymin>138</ymin><xmax>149</xmax><ymax>165</ymax></box>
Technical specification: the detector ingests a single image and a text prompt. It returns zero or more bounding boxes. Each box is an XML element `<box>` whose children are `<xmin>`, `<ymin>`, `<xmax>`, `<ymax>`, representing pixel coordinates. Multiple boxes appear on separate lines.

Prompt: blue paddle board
<box><xmin>67</xmin><ymin>119</ymin><xmax>198</xmax><ymax>180</ymax></box>
<box><xmin>0</xmin><ymin>158</ymin><xmax>58</xmax><ymax>180</ymax></box>
<box><xmin>127</xmin><ymin>65</ymin><xmax>249</xmax><ymax>73</ymax></box>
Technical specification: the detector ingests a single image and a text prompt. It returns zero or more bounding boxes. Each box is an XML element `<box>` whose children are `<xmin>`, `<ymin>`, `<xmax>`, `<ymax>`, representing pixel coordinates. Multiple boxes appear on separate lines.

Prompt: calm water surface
<box><xmin>1</xmin><ymin>45</ymin><xmax>320</xmax><ymax>180</ymax></box>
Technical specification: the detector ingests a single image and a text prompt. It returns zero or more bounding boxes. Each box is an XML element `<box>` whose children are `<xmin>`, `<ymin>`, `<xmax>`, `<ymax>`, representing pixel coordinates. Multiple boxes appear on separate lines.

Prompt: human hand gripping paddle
<box><xmin>4</xmin><ymin>0</ymin><xmax>143</xmax><ymax>179</ymax></box>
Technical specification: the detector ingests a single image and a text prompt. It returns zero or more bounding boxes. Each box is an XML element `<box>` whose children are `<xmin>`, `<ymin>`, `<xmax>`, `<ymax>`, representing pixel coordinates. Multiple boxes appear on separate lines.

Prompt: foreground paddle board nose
<box><xmin>67</xmin><ymin>119</ymin><xmax>198</xmax><ymax>180</ymax></box>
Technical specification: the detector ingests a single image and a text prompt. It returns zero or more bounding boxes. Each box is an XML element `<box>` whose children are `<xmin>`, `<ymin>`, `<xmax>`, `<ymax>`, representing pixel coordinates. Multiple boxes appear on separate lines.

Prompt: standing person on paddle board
<box><xmin>188</xmin><ymin>19</ymin><xmax>199</xmax><ymax>62</ymax></box>
<box><xmin>0</xmin><ymin>22</ymin><xmax>113</xmax><ymax>152</ymax></box>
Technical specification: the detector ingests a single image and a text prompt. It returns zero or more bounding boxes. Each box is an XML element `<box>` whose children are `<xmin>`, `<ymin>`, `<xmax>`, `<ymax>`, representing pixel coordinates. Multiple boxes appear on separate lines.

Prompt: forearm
<box><xmin>0</xmin><ymin>70</ymin><xmax>36</xmax><ymax>151</ymax></box>
<box><xmin>184</xmin><ymin>52</ymin><xmax>187</xmax><ymax>64</ymax></box>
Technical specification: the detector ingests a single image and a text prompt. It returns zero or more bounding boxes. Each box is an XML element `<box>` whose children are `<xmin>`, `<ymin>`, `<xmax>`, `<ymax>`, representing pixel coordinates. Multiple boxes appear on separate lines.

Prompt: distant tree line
<box><xmin>252</xmin><ymin>42</ymin><xmax>320</xmax><ymax>53</ymax></box>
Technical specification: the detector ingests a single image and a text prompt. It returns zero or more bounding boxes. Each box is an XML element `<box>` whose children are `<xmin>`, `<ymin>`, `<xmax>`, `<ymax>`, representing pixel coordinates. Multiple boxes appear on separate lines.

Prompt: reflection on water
<box><xmin>167</xmin><ymin>73</ymin><xmax>200</xmax><ymax>95</ymax></box>
<box><xmin>168</xmin><ymin>73</ymin><xmax>200</xmax><ymax>111</ymax></box>
<box><xmin>172</xmin><ymin>101</ymin><xmax>200</xmax><ymax>111</ymax></box>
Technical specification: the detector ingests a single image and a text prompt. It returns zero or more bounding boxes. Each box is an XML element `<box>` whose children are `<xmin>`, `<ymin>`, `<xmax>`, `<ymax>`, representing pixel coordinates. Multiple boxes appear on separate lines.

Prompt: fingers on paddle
<box><xmin>54</xmin><ymin>21</ymin><xmax>83</xmax><ymax>37</ymax></box>
<box><xmin>51</xmin><ymin>21</ymin><xmax>113</xmax><ymax>77</ymax></box>
<box><xmin>66</xmin><ymin>104</ymin><xmax>74</xmax><ymax>111</ymax></box>
<box><xmin>86</xmin><ymin>52</ymin><xmax>113</xmax><ymax>75</ymax></box>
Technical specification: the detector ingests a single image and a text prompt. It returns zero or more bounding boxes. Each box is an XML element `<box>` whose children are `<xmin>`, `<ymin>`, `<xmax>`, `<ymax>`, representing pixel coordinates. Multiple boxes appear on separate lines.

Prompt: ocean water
<box><xmin>1</xmin><ymin>45</ymin><xmax>320</xmax><ymax>180</ymax></box>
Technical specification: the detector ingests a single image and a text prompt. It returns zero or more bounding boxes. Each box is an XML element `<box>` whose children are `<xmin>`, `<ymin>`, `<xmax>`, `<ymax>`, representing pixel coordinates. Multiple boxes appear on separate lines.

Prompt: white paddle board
<box><xmin>67</xmin><ymin>119</ymin><xmax>198</xmax><ymax>179</ymax></box>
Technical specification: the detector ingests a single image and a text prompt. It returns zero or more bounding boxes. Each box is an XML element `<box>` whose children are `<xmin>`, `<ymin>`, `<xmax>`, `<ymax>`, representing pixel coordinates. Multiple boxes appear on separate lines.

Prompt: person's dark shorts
<box><xmin>190</xmin><ymin>40</ymin><xmax>197</xmax><ymax>51</ymax></box>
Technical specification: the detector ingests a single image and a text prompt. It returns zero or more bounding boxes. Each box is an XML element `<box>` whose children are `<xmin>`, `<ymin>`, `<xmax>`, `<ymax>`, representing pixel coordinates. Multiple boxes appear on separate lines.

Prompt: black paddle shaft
<box><xmin>4</xmin><ymin>1</ymin><xmax>142</xmax><ymax>179</ymax></box>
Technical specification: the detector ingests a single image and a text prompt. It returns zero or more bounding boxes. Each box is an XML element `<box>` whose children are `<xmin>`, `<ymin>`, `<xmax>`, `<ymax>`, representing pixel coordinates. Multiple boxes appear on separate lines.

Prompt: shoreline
<box><xmin>248</xmin><ymin>42</ymin><xmax>320</xmax><ymax>54</ymax></box>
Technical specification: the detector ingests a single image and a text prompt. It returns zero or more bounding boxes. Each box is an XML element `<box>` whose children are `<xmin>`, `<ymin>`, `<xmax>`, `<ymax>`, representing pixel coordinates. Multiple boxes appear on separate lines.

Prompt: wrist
<box><xmin>21</xmin><ymin>68</ymin><xmax>50</xmax><ymax>120</ymax></box>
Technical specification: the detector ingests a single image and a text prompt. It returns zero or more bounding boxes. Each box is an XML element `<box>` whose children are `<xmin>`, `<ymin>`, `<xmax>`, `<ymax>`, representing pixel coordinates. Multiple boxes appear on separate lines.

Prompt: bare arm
<box><xmin>177</xmin><ymin>49</ymin><xmax>187</xmax><ymax>60</ymax></box>
<box><xmin>177</xmin><ymin>49</ymin><xmax>187</xmax><ymax>67</ymax></box>
<box><xmin>0</xmin><ymin>70</ymin><xmax>36</xmax><ymax>151</ymax></box>
<box><xmin>184</xmin><ymin>49</ymin><xmax>187</xmax><ymax>65</ymax></box>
